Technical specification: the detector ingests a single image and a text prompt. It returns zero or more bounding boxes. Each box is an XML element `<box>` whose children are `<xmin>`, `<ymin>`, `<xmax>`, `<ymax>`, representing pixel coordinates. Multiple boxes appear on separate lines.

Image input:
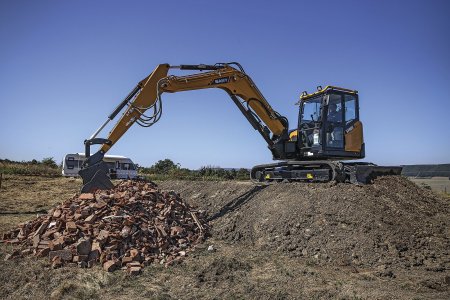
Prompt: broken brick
<box><xmin>36</xmin><ymin>247</ymin><xmax>50</xmax><ymax>257</ymax></box>
<box><xmin>121</xmin><ymin>256</ymin><xmax>133</xmax><ymax>266</ymax></box>
<box><xmin>0</xmin><ymin>180</ymin><xmax>208</xmax><ymax>274</ymax></box>
<box><xmin>84</xmin><ymin>214</ymin><xmax>96</xmax><ymax>223</ymax></box>
<box><xmin>32</xmin><ymin>235</ymin><xmax>40</xmax><ymax>248</ymax></box>
<box><xmin>129</xmin><ymin>248</ymin><xmax>139</xmax><ymax>259</ymax></box>
<box><xmin>103</xmin><ymin>260</ymin><xmax>117</xmax><ymax>272</ymax></box>
<box><xmin>120</xmin><ymin>226</ymin><xmax>131</xmax><ymax>238</ymax></box>
<box><xmin>53</xmin><ymin>209</ymin><xmax>61</xmax><ymax>218</ymax></box>
<box><xmin>170</xmin><ymin>226</ymin><xmax>184</xmax><ymax>236</ymax></box>
<box><xmin>127</xmin><ymin>266</ymin><xmax>141</xmax><ymax>276</ymax></box>
<box><xmin>33</xmin><ymin>221</ymin><xmax>49</xmax><ymax>237</ymax></box>
<box><xmin>49</xmin><ymin>250</ymin><xmax>72</xmax><ymax>261</ymax></box>
<box><xmin>96</xmin><ymin>230</ymin><xmax>109</xmax><ymax>244</ymax></box>
<box><xmin>51</xmin><ymin>256</ymin><xmax>63</xmax><ymax>269</ymax></box>
<box><xmin>79</xmin><ymin>193</ymin><xmax>95</xmax><ymax>200</ymax></box>
<box><xmin>49</xmin><ymin>239</ymin><xmax>63</xmax><ymax>251</ymax></box>
<box><xmin>76</xmin><ymin>238</ymin><xmax>92</xmax><ymax>255</ymax></box>
<box><xmin>66</xmin><ymin>221</ymin><xmax>77</xmax><ymax>233</ymax></box>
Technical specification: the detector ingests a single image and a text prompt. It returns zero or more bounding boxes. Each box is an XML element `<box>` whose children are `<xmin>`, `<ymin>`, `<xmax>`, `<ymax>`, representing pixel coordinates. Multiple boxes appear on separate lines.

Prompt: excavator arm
<box><xmin>80</xmin><ymin>63</ymin><xmax>289</xmax><ymax>192</ymax></box>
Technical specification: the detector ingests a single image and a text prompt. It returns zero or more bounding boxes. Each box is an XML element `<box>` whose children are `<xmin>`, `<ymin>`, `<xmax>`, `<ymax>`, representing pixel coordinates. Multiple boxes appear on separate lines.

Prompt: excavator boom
<box><xmin>80</xmin><ymin>63</ymin><xmax>289</xmax><ymax>192</ymax></box>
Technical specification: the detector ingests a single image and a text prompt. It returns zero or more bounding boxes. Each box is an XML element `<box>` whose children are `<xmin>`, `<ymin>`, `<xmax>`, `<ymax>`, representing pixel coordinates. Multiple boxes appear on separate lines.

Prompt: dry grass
<box><xmin>0</xmin><ymin>175</ymin><xmax>80</xmax><ymax>213</ymax></box>
<box><xmin>1</xmin><ymin>175</ymin><xmax>448</xmax><ymax>299</ymax></box>
<box><xmin>408</xmin><ymin>177</ymin><xmax>450</xmax><ymax>195</ymax></box>
<box><xmin>2</xmin><ymin>239</ymin><xmax>442</xmax><ymax>300</ymax></box>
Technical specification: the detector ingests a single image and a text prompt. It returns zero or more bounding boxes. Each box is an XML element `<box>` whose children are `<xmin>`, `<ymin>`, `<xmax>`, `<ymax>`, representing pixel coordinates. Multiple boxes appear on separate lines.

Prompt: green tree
<box><xmin>41</xmin><ymin>157</ymin><xmax>58</xmax><ymax>169</ymax></box>
<box><xmin>237</xmin><ymin>168</ymin><xmax>250</xmax><ymax>180</ymax></box>
<box><xmin>151</xmin><ymin>159</ymin><xmax>179</xmax><ymax>174</ymax></box>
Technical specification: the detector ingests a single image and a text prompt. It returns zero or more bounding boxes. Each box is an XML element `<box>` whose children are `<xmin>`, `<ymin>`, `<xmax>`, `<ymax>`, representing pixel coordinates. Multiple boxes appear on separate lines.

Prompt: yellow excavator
<box><xmin>79</xmin><ymin>62</ymin><xmax>401</xmax><ymax>192</ymax></box>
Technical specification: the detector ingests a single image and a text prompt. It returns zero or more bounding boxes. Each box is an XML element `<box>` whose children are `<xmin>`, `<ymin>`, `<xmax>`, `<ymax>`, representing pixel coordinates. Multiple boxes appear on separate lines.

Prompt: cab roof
<box><xmin>299</xmin><ymin>85</ymin><xmax>358</xmax><ymax>101</ymax></box>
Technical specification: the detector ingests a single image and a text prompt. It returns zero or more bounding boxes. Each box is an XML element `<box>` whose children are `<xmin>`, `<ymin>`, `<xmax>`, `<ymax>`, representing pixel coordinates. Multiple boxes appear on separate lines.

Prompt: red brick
<box><xmin>129</xmin><ymin>249</ymin><xmax>139</xmax><ymax>259</ymax></box>
<box><xmin>170</xmin><ymin>226</ymin><xmax>184</xmax><ymax>236</ymax></box>
<box><xmin>120</xmin><ymin>226</ymin><xmax>131</xmax><ymax>237</ymax></box>
<box><xmin>32</xmin><ymin>235</ymin><xmax>40</xmax><ymax>248</ymax></box>
<box><xmin>37</xmin><ymin>247</ymin><xmax>50</xmax><ymax>257</ymax></box>
<box><xmin>51</xmin><ymin>256</ymin><xmax>63</xmax><ymax>269</ymax></box>
<box><xmin>103</xmin><ymin>260</ymin><xmax>117</xmax><ymax>272</ymax></box>
<box><xmin>49</xmin><ymin>238</ymin><xmax>64</xmax><ymax>251</ymax></box>
<box><xmin>49</xmin><ymin>250</ymin><xmax>73</xmax><ymax>261</ymax></box>
<box><xmin>53</xmin><ymin>209</ymin><xmax>61</xmax><ymax>218</ymax></box>
<box><xmin>96</xmin><ymin>231</ymin><xmax>109</xmax><ymax>245</ymax></box>
<box><xmin>84</xmin><ymin>214</ymin><xmax>96</xmax><ymax>223</ymax></box>
<box><xmin>121</xmin><ymin>256</ymin><xmax>133</xmax><ymax>266</ymax></box>
<box><xmin>66</xmin><ymin>221</ymin><xmax>77</xmax><ymax>233</ymax></box>
<box><xmin>127</xmin><ymin>266</ymin><xmax>141</xmax><ymax>275</ymax></box>
<box><xmin>127</xmin><ymin>261</ymin><xmax>141</xmax><ymax>267</ymax></box>
<box><xmin>94</xmin><ymin>200</ymin><xmax>107</xmax><ymax>209</ymax></box>
<box><xmin>33</xmin><ymin>222</ymin><xmax>49</xmax><ymax>237</ymax></box>
<box><xmin>79</xmin><ymin>193</ymin><xmax>95</xmax><ymax>200</ymax></box>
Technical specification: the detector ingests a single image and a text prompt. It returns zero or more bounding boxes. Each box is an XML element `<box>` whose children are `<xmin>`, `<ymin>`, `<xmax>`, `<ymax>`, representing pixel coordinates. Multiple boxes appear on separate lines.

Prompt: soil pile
<box><xmin>159</xmin><ymin>177</ymin><xmax>449</xmax><ymax>271</ymax></box>
<box><xmin>2</xmin><ymin>180</ymin><xmax>208</xmax><ymax>273</ymax></box>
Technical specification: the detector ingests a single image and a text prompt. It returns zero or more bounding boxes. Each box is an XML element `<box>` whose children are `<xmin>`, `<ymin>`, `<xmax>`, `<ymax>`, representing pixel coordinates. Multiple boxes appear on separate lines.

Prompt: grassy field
<box><xmin>409</xmin><ymin>177</ymin><xmax>450</xmax><ymax>195</ymax></box>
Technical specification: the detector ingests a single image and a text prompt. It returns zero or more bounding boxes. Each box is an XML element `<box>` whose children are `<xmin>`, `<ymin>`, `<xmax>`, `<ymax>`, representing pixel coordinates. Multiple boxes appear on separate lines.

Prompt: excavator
<box><xmin>79</xmin><ymin>62</ymin><xmax>401</xmax><ymax>193</ymax></box>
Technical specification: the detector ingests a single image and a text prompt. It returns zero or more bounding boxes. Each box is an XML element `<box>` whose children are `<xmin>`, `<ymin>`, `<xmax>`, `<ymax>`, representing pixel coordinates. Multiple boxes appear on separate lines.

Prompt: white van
<box><xmin>62</xmin><ymin>153</ymin><xmax>138</xmax><ymax>179</ymax></box>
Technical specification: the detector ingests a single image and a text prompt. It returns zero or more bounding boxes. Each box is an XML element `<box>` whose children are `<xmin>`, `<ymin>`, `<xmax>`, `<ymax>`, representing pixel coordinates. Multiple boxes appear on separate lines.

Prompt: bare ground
<box><xmin>0</xmin><ymin>175</ymin><xmax>449</xmax><ymax>299</ymax></box>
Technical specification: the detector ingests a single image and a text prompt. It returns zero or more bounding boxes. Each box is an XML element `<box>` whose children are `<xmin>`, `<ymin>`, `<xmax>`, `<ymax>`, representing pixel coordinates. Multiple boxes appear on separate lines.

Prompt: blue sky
<box><xmin>0</xmin><ymin>0</ymin><xmax>449</xmax><ymax>168</ymax></box>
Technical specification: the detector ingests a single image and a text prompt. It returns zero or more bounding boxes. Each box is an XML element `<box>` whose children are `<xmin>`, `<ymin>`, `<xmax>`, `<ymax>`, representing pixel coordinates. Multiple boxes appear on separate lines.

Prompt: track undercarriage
<box><xmin>250</xmin><ymin>161</ymin><xmax>403</xmax><ymax>184</ymax></box>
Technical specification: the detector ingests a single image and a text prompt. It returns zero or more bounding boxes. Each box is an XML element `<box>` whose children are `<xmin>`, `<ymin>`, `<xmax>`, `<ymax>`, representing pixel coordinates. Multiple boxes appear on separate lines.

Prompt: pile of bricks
<box><xmin>2</xmin><ymin>180</ymin><xmax>208</xmax><ymax>274</ymax></box>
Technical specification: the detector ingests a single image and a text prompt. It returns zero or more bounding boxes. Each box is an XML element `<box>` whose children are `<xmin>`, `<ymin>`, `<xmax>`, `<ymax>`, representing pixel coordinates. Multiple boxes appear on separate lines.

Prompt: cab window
<box><xmin>301</xmin><ymin>96</ymin><xmax>322</xmax><ymax>123</ymax></box>
<box><xmin>344</xmin><ymin>94</ymin><xmax>356</xmax><ymax>124</ymax></box>
<box><xmin>327</xmin><ymin>94</ymin><xmax>343</xmax><ymax>123</ymax></box>
<box><xmin>326</xmin><ymin>93</ymin><xmax>344</xmax><ymax>148</ymax></box>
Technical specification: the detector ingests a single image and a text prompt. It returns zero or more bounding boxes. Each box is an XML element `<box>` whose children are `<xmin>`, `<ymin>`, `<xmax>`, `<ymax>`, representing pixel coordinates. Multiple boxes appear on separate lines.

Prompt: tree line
<box><xmin>1</xmin><ymin>157</ymin><xmax>250</xmax><ymax>180</ymax></box>
<box><xmin>138</xmin><ymin>159</ymin><xmax>250</xmax><ymax>180</ymax></box>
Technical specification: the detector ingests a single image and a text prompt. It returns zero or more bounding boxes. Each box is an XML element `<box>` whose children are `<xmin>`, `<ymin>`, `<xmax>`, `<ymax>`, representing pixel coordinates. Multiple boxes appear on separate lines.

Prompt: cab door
<box><xmin>324</xmin><ymin>92</ymin><xmax>362</xmax><ymax>153</ymax></box>
<box><xmin>324</xmin><ymin>93</ymin><xmax>345</xmax><ymax>150</ymax></box>
<box><xmin>343</xmin><ymin>93</ymin><xmax>363</xmax><ymax>152</ymax></box>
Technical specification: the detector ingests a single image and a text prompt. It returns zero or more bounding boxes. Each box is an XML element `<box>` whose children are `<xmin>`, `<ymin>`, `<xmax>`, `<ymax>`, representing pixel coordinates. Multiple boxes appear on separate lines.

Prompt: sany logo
<box><xmin>213</xmin><ymin>77</ymin><xmax>229</xmax><ymax>84</ymax></box>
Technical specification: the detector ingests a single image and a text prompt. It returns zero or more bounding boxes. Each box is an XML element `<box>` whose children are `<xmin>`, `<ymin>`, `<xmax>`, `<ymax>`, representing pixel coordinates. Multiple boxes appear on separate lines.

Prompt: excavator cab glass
<box><xmin>299</xmin><ymin>96</ymin><xmax>322</xmax><ymax>148</ymax></box>
<box><xmin>298</xmin><ymin>87</ymin><xmax>364</xmax><ymax>160</ymax></box>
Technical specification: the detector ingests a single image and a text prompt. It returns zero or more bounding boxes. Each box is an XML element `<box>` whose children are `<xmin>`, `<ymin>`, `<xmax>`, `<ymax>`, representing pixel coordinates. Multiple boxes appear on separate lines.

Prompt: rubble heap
<box><xmin>2</xmin><ymin>180</ymin><xmax>208</xmax><ymax>274</ymax></box>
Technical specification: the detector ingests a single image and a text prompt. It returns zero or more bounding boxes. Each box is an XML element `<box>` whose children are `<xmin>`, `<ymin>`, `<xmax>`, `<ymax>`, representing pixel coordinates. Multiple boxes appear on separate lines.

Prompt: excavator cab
<box><xmin>297</xmin><ymin>86</ymin><xmax>364</xmax><ymax>160</ymax></box>
<box><xmin>254</xmin><ymin>85</ymin><xmax>401</xmax><ymax>183</ymax></box>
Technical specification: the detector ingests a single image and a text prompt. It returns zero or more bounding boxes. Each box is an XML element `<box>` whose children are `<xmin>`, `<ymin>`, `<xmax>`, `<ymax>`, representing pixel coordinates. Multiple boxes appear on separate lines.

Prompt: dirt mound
<box><xmin>197</xmin><ymin>256</ymin><xmax>252</xmax><ymax>285</ymax></box>
<box><xmin>159</xmin><ymin>177</ymin><xmax>449</xmax><ymax>271</ymax></box>
<box><xmin>2</xmin><ymin>180</ymin><xmax>208</xmax><ymax>272</ymax></box>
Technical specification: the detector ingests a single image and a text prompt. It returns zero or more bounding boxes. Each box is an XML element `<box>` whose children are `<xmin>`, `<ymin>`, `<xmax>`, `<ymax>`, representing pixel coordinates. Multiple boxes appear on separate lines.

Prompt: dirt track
<box><xmin>1</xmin><ymin>176</ymin><xmax>449</xmax><ymax>299</ymax></box>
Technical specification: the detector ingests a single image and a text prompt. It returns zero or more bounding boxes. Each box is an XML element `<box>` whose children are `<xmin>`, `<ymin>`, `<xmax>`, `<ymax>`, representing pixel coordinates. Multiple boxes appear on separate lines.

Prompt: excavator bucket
<box><xmin>79</xmin><ymin>161</ymin><xmax>114</xmax><ymax>193</ymax></box>
<box><xmin>79</xmin><ymin>138</ymin><xmax>115</xmax><ymax>193</ymax></box>
<box><xmin>351</xmin><ymin>165</ymin><xmax>403</xmax><ymax>184</ymax></box>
